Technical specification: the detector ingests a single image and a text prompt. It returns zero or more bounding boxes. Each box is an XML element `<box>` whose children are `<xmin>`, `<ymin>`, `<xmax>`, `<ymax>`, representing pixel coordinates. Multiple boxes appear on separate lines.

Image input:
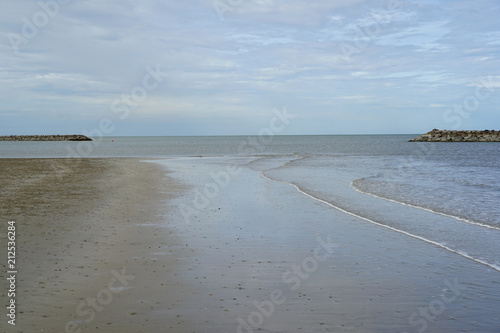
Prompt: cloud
<box><xmin>375</xmin><ymin>19</ymin><xmax>451</xmax><ymax>51</ymax></box>
<box><xmin>206</xmin><ymin>0</ymin><xmax>366</xmax><ymax>25</ymax></box>
<box><xmin>1</xmin><ymin>0</ymin><xmax>500</xmax><ymax>135</ymax></box>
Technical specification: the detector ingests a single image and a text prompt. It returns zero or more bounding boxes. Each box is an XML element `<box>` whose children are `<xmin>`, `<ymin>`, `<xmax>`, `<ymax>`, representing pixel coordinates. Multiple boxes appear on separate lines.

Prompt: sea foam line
<box><xmin>261</xmin><ymin>173</ymin><xmax>500</xmax><ymax>273</ymax></box>
<box><xmin>350</xmin><ymin>181</ymin><xmax>500</xmax><ymax>232</ymax></box>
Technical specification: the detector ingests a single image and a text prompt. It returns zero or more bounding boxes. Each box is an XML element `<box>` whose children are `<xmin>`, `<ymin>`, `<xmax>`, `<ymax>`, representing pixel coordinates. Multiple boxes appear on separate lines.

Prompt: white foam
<box><xmin>350</xmin><ymin>181</ymin><xmax>500</xmax><ymax>232</ymax></box>
<box><xmin>261</xmin><ymin>172</ymin><xmax>500</xmax><ymax>273</ymax></box>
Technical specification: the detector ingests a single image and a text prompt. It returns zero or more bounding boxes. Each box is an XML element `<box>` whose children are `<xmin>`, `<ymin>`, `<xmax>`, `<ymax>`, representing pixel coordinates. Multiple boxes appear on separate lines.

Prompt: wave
<box><xmin>261</xmin><ymin>172</ymin><xmax>500</xmax><ymax>273</ymax></box>
<box><xmin>350</xmin><ymin>179</ymin><xmax>500</xmax><ymax>232</ymax></box>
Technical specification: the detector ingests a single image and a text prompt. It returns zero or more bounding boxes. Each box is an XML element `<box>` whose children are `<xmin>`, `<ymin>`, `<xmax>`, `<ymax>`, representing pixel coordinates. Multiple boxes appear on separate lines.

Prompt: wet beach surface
<box><xmin>1</xmin><ymin>157</ymin><xmax>499</xmax><ymax>332</ymax></box>
<box><xmin>157</xmin><ymin>156</ymin><xmax>500</xmax><ymax>332</ymax></box>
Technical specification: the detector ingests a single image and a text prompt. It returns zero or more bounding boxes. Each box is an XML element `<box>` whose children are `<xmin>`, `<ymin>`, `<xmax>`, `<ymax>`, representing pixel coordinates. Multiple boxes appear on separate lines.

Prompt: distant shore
<box><xmin>0</xmin><ymin>135</ymin><xmax>92</xmax><ymax>141</ymax></box>
<box><xmin>410</xmin><ymin>129</ymin><xmax>500</xmax><ymax>142</ymax></box>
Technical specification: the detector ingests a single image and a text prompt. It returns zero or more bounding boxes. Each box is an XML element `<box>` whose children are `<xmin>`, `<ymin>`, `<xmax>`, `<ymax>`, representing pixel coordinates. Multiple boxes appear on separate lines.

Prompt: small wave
<box><xmin>261</xmin><ymin>172</ymin><xmax>500</xmax><ymax>273</ymax></box>
<box><xmin>245</xmin><ymin>154</ymin><xmax>307</xmax><ymax>173</ymax></box>
<box><xmin>350</xmin><ymin>179</ymin><xmax>500</xmax><ymax>232</ymax></box>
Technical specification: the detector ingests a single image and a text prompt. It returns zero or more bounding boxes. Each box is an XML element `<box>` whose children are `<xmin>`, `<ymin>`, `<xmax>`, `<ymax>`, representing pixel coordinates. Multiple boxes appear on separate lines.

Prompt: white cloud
<box><xmin>375</xmin><ymin>20</ymin><xmax>451</xmax><ymax>51</ymax></box>
<box><xmin>211</xmin><ymin>0</ymin><xmax>366</xmax><ymax>25</ymax></box>
<box><xmin>225</xmin><ymin>32</ymin><xmax>295</xmax><ymax>46</ymax></box>
<box><xmin>336</xmin><ymin>95</ymin><xmax>375</xmax><ymax>101</ymax></box>
<box><xmin>467</xmin><ymin>76</ymin><xmax>500</xmax><ymax>89</ymax></box>
<box><xmin>1</xmin><ymin>0</ymin><xmax>499</xmax><ymax>134</ymax></box>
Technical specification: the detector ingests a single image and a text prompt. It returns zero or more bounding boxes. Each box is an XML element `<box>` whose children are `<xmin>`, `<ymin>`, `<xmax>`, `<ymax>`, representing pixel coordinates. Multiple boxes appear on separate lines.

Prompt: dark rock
<box><xmin>0</xmin><ymin>135</ymin><xmax>93</xmax><ymax>141</ymax></box>
<box><xmin>410</xmin><ymin>130</ymin><xmax>500</xmax><ymax>142</ymax></box>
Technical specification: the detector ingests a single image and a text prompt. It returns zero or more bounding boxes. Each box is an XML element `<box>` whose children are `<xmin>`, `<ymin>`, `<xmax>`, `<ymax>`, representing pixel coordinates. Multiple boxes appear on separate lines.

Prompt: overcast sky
<box><xmin>1</xmin><ymin>0</ymin><xmax>499</xmax><ymax>136</ymax></box>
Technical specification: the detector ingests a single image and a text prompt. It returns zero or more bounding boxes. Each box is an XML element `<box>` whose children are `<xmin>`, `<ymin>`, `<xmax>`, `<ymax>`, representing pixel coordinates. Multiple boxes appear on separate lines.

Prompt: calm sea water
<box><xmin>2</xmin><ymin>135</ymin><xmax>499</xmax><ymax>269</ymax></box>
<box><xmin>0</xmin><ymin>135</ymin><xmax>417</xmax><ymax>158</ymax></box>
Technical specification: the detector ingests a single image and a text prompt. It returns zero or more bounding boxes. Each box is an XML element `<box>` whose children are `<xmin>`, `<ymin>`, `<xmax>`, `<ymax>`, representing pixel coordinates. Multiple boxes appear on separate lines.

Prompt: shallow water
<box><xmin>153</xmin><ymin>156</ymin><xmax>500</xmax><ymax>332</ymax></box>
<box><xmin>259</xmin><ymin>154</ymin><xmax>500</xmax><ymax>272</ymax></box>
<box><xmin>6</xmin><ymin>135</ymin><xmax>500</xmax><ymax>331</ymax></box>
<box><xmin>4</xmin><ymin>135</ymin><xmax>499</xmax><ymax>227</ymax></box>
<box><xmin>5</xmin><ymin>135</ymin><xmax>499</xmax><ymax>268</ymax></box>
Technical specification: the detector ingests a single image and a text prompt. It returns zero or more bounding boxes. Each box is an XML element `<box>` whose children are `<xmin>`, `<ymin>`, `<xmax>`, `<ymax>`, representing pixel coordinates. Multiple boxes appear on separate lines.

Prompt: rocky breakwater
<box><xmin>0</xmin><ymin>135</ymin><xmax>92</xmax><ymax>141</ymax></box>
<box><xmin>410</xmin><ymin>129</ymin><xmax>500</xmax><ymax>142</ymax></box>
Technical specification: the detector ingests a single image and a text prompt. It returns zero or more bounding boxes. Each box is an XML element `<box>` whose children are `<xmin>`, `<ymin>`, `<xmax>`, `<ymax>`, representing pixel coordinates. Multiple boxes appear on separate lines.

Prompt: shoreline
<box><xmin>2</xmin><ymin>156</ymin><xmax>500</xmax><ymax>332</ymax></box>
<box><xmin>156</xmin><ymin>156</ymin><xmax>500</xmax><ymax>332</ymax></box>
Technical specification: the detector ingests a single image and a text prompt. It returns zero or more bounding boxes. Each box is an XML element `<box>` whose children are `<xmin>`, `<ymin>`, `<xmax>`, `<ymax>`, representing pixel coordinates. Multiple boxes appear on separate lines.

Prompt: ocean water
<box><xmin>253</xmin><ymin>152</ymin><xmax>500</xmax><ymax>273</ymax></box>
<box><xmin>2</xmin><ymin>135</ymin><xmax>500</xmax><ymax>271</ymax></box>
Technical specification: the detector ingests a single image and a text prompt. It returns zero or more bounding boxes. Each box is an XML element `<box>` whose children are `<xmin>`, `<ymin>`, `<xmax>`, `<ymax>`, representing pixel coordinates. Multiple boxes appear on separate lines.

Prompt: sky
<box><xmin>1</xmin><ymin>0</ymin><xmax>500</xmax><ymax>136</ymax></box>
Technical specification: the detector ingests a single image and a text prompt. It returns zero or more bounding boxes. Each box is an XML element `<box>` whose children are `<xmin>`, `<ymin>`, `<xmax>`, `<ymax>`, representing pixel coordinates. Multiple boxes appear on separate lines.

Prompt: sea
<box><xmin>2</xmin><ymin>135</ymin><xmax>500</xmax><ymax>272</ymax></box>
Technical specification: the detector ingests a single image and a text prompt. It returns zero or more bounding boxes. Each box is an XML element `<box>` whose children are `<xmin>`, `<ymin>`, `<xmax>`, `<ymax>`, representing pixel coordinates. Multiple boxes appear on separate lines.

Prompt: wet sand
<box><xmin>0</xmin><ymin>158</ymin><xmax>191</xmax><ymax>332</ymax></box>
<box><xmin>1</xmin><ymin>157</ymin><xmax>499</xmax><ymax>332</ymax></box>
<box><xmin>159</xmin><ymin>156</ymin><xmax>500</xmax><ymax>333</ymax></box>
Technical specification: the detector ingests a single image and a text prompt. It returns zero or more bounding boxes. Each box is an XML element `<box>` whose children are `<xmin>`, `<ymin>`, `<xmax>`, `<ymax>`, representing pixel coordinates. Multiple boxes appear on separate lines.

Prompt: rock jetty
<box><xmin>0</xmin><ymin>135</ymin><xmax>92</xmax><ymax>141</ymax></box>
<box><xmin>410</xmin><ymin>129</ymin><xmax>500</xmax><ymax>142</ymax></box>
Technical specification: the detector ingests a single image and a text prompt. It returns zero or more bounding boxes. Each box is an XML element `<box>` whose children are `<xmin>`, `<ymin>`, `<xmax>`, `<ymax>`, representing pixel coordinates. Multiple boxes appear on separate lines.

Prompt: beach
<box><xmin>2</xmin><ymin>155</ymin><xmax>499</xmax><ymax>332</ymax></box>
<box><xmin>2</xmin><ymin>0</ymin><xmax>500</xmax><ymax>330</ymax></box>
<box><xmin>1</xmin><ymin>158</ymin><xmax>194</xmax><ymax>332</ymax></box>
<box><xmin>160</xmin><ymin>156</ymin><xmax>500</xmax><ymax>332</ymax></box>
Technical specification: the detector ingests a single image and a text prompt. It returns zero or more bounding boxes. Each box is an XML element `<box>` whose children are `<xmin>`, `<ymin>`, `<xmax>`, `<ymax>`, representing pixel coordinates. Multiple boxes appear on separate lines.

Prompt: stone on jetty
<box><xmin>0</xmin><ymin>135</ymin><xmax>92</xmax><ymax>141</ymax></box>
<box><xmin>410</xmin><ymin>129</ymin><xmax>500</xmax><ymax>142</ymax></box>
